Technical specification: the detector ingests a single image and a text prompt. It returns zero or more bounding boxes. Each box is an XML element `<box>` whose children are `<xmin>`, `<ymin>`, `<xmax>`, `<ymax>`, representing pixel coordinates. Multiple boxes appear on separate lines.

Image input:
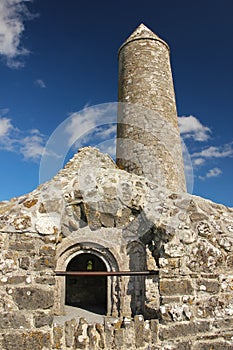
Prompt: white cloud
<box><xmin>0</xmin><ymin>112</ymin><xmax>45</xmax><ymax>161</ymax></box>
<box><xmin>178</xmin><ymin>115</ymin><xmax>211</xmax><ymax>141</ymax></box>
<box><xmin>199</xmin><ymin>167</ymin><xmax>222</xmax><ymax>180</ymax></box>
<box><xmin>0</xmin><ymin>0</ymin><xmax>36</xmax><ymax>68</ymax></box>
<box><xmin>34</xmin><ymin>79</ymin><xmax>46</xmax><ymax>88</ymax></box>
<box><xmin>192</xmin><ymin>144</ymin><xmax>233</xmax><ymax>159</ymax></box>
<box><xmin>0</xmin><ymin>117</ymin><xmax>13</xmax><ymax>137</ymax></box>
<box><xmin>19</xmin><ymin>130</ymin><xmax>45</xmax><ymax>160</ymax></box>
<box><xmin>65</xmin><ymin>104</ymin><xmax>117</xmax><ymax>148</ymax></box>
<box><xmin>193</xmin><ymin>158</ymin><xmax>205</xmax><ymax>166</ymax></box>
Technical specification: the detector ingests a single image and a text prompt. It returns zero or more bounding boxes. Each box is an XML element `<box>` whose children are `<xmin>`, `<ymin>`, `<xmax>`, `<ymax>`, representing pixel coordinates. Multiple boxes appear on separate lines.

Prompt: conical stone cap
<box><xmin>119</xmin><ymin>23</ymin><xmax>169</xmax><ymax>54</ymax></box>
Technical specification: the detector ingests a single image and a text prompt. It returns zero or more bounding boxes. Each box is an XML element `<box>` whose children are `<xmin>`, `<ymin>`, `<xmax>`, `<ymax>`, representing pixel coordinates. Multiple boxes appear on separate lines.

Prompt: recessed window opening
<box><xmin>65</xmin><ymin>253</ymin><xmax>107</xmax><ymax>314</ymax></box>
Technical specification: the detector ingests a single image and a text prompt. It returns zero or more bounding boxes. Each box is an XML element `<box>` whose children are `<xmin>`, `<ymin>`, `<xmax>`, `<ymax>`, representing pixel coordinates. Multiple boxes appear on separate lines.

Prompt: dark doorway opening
<box><xmin>65</xmin><ymin>253</ymin><xmax>107</xmax><ymax>314</ymax></box>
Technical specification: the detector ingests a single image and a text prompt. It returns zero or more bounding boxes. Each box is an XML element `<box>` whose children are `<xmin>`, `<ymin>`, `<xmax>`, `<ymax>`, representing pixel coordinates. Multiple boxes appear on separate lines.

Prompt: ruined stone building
<box><xmin>0</xmin><ymin>24</ymin><xmax>233</xmax><ymax>350</ymax></box>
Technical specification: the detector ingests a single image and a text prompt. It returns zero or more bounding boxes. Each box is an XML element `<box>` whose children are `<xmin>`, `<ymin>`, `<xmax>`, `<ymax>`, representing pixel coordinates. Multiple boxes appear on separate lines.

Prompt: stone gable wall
<box><xmin>0</xmin><ymin>148</ymin><xmax>232</xmax><ymax>349</ymax></box>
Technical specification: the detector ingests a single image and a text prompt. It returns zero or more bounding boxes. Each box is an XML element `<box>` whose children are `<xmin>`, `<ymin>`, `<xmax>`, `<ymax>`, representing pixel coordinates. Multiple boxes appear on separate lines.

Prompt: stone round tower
<box><xmin>116</xmin><ymin>24</ymin><xmax>186</xmax><ymax>193</ymax></box>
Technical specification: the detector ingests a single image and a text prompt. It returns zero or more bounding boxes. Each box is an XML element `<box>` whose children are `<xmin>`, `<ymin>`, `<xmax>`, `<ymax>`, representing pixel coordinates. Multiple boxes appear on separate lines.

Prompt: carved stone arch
<box><xmin>54</xmin><ymin>239</ymin><xmax>120</xmax><ymax>316</ymax></box>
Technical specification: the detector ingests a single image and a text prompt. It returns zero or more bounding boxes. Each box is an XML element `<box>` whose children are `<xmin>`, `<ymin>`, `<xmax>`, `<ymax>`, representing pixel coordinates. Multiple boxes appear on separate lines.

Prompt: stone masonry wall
<box><xmin>0</xmin><ymin>148</ymin><xmax>232</xmax><ymax>349</ymax></box>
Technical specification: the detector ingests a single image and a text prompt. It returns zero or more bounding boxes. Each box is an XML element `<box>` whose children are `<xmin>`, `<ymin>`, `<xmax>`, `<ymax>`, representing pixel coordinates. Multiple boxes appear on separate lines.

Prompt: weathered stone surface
<box><xmin>159</xmin><ymin>279</ymin><xmax>193</xmax><ymax>296</ymax></box>
<box><xmin>159</xmin><ymin>321</ymin><xmax>210</xmax><ymax>340</ymax></box>
<box><xmin>34</xmin><ymin>311</ymin><xmax>53</xmax><ymax>328</ymax></box>
<box><xmin>114</xmin><ymin>328</ymin><xmax>124</xmax><ymax>348</ymax></box>
<box><xmin>6</xmin><ymin>275</ymin><xmax>26</xmax><ymax>284</ymax></box>
<box><xmin>96</xmin><ymin>323</ymin><xmax>105</xmax><ymax>349</ymax></box>
<box><xmin>197</xmin><ymin>278</ymin><xmax>220</xmax><ymax>294</ymax></box>
<box><xmin>0</xmin><ymin>312</ymin><xmax>30</xmax><ymax>329</ymax></box>
<box><xmin>13</xmin><ymin>215</ymin><xmax>31</xmax><ymax>230</ymax></box>
<box><xmin>65</xmin><ymin>318</ymin><xmax>77</xmax><ymax>347</ymax></box>
<box><xmin>100</xmin><ymin>213</ymin><xmax>115</xmax><ymax>227</ymax></box>
<box><xmin>3</xmin><ymin>331</ymin><xmax>51</xmax><ymax>350</ymax></box>
<box><xmin>195</xmin><ymin>294</ymin><xmax>233</xmax><ymax>319</ymax></box>
<box><xmin>9</xmin><ymin>240</ymin><xmax>34</xmax><ymax>251</ymax></box>
<box><xmin>187</xmin><ymin>239</ymin><xmax>224</xmax><ymax>273</ymax></box>
<box><xmin>193</xmin><ymin>341</ymin><xmax>233</xmax><ymax>350</ymax></box>
<box><xmin>35</xmin><ymin>215</ymin><xmax>60</xmax><ymax>235</ymax></box>
<box><xmin>134</xmin><ymin>315</ymin><xmax>145</xmax><ymax>348</ymax></box>
<box><xmin>23</xmin><ymin>199</ymin><xmax>38</xmax><ymax>208</ymax></box>
<box><xmin>34</xmin><ymin>276</ymin><xmax>55</xmax><ymax>285</ymax></box>
<box><xmin>53</xmin><ymin>324</ymin><xmax>63</xmax><ymax>349</ymax></box>
<box><xmin>19</xmin><ymin>256</ymin><xmax>30</xmax><ymax>269</ymax></box>
<box><xmin>34</xmin><ymin>256</ymin><xmax>55</xmax><ymax>270</ymax></box>
<box><xmin>74</xmin><ymin>317</ymin><xmax>89</xmax><ymax>349</ymax></box>
<box><xmin>12</xmin><ymin>287</ymin><xmax>54</xmax><ymax>309</ymax></box>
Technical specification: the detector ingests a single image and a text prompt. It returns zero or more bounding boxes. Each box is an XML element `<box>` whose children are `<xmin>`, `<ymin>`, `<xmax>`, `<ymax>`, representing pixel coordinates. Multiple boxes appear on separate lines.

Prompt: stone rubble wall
<box><xmin>1</xmin><ymin>313</ymin><xmax>232</xmax><ymax>349</ymax></box>
<box><xmin>0</xmin><ymin>148</ymin><xmax>232</xmax><ymax>349</ymax></box>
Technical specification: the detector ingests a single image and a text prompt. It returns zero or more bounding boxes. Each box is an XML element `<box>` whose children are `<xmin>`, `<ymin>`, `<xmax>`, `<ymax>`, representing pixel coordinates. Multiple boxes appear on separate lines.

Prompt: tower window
<box><xmin>86</xmin><ymin>259</ymin><xmax>93</xmax><ymax>270</ymax></box>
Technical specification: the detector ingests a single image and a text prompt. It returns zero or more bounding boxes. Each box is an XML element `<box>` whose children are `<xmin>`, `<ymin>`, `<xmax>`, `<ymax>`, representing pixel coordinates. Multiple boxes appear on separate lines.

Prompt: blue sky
<box><xmin>0</xmin><ymin>0</ymin><xmax>232</xmax><ymax>206</ymax></box>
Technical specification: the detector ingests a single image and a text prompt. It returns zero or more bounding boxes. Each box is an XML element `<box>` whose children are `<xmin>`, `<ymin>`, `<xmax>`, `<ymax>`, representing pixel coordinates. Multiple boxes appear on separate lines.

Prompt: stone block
<box><xmin>53</xmin><ymin>325</ymin><xmax>63</xmax><ymax>349</ymax></box>
<box><xmin>74</xmin><ymin>318</ymin><xmax>89</xmax><ymax>349</ymax></box>
<box><xmin>39</xmin><ymin>245</ymin><xmax>55</xmax><ymax>257</ymax></box>
<box><xmin>212</xmin><ymin>317</ymin><xmax>233</xmax><ymax>330</ymax></box>
<box><xmin>12</xmin><ymin>287</ymin><xmax>54</xmax><ymax>310</ymax></box>
<box><xmin>134</xmin><ymin>315</ymin><xmax>145</xmax><ymax>348</ymax></box>
<box><xmin>226</xmin><ymin>254</ymin><xmax>233</xmax><ymax>268</ymax></box>
<box><xmin>150</xmin><ymin>319</ymin><xmax>159</xmax><ymax>344</ymax></box>
<box><xmin>34</xmin><ymin>256</ymin><xmax>55</xmax><ymax>270</ymax></box>
<box><xmin>9</xmin><ymin>241</ymin><xmax>35</xmax><ymax>251</ymax></box>
<box><xmin>100</xmin><ymin>213</ymin><xmax>115</xmax><ymax>227</ymax></box>
<box><xmin>7</xmin><ymin>275</ymin><xmax>26</xmax><ymax>284</ymax></box>
<box><xmin>159</xmin><ymin>279</ymin><xmax>193</xmax><ymax>296</ymax></box>
<box><xmin>87</xmin><ymin>324</ymin><xmax>99</xmax><ymax>349</ymax></box>
<box><xmin>159</xmin><ymin>322</ymin><xmax>195</xmax><ymax>341</ymax></box>
<box><xmin>3</xmin><ymin>331</ymin><xmax>51</xmax><ymax>350</ymax></box>
<box><xmin>96</xmin><ymin>323</ymin><xmax>105</xmax><ymax>349</ymax></box>
<box><xmin>35</xmin><ymin>276</ymin><xmax>55</xmax><ymax>285</ymax></box>
<box><xmin>159</xmin><ymin>321</ymin><xmax>210</xmax><ymax>340</ymax></box>
<box><xmin>65</xmin><ymin>318</ymin><xmax>77</xmax><ymax>347</ymax></box>
<box><xmin>193</xmin><ymin>340</ymin><xmax>233</xmax><ymax>350</ymax></box>
<box><xmin>197</xmin><ymin>279</ymin><xmax>220</xmax><ymax>294</ymax></box>
<box><xmin>0</xmin><ymin>312</ymin><xmax>30</xmax><ymax>329</ymax></box>
<box><xmin>19</xmin><ymin>256</ymin><xmax>30</xmax><ymax>269</ymax></box>
<box><xmin>114</xmin><ymin>328</ymin><xmax>124</xmax><ymax>348</ymax></box>
<box><xmin>23</xmin><ymin>199</ymin><xmax>38</xmax><ymax>208</ymax></box>
<box><xmin>34</xmin><ymin>311</ymin><xmax>53</xmax><ymax>328</ymax></box>
<box><xmin>104</xmin><ymin>318</ymin><xmax>115</xmax><ymax>349</ymax></box>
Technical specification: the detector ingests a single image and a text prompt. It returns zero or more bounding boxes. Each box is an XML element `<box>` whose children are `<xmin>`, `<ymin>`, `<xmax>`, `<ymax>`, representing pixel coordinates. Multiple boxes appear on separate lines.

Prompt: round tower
<box><xmin>116</xmin><ymin>24</ymin><xmax>186</xmax><ymax>193</ymax></box>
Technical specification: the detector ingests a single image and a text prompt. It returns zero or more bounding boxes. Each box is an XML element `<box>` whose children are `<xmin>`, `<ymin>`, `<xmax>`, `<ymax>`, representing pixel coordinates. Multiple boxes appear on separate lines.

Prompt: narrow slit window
<box><xmin>86</xmin><ymin>260</ymin><xmax>93</xmax><ymax>270</ymax></box>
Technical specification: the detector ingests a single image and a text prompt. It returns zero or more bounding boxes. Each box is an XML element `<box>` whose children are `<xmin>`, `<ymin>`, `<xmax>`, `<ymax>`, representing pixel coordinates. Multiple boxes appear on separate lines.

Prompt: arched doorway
<box><xmin>65</xmin><ymin>253</ymin><xmax>107</xmax><ymax>314</ymax></box>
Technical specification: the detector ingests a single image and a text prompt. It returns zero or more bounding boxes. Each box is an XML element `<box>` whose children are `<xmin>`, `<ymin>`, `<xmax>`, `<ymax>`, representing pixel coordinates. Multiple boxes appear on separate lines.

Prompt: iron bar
<box><xmin>55</xmin><ymin>270</ymin><xmax>159</xmax><ymax>277</ymax></box>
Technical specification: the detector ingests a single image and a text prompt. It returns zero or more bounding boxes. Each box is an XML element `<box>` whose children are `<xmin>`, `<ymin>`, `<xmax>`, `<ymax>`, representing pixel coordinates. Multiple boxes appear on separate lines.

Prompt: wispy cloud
<box><xmin>193</xmin><ymin>158</ymin><xmax>205</xmax><ymax>166</ymax></box>
<box><xmin>0</xmin><ymin>0</ymin><xmax>37</xmax><ymax>68</ymax></box>
<box><xmin>0</xmin><ymin>116</ymin><xmax>12</xmax><ymax>137</ymax></box>
<box><xmin>0</xmin><ymin>110</ymin><xmax>45</xmax><ymax>161</ymax></box>
<box><xmin>65</xmin><ymin>104</ymin><xmax>117</xmax><ymax>151</ymax></box>
<box><xmin>192</xmin><ymin>144</ymin><xmax>233</xmax><ymax>159</ymax></box>
<box><xmin>199</xmin><ymin>167</ymin><xmax>222</xmax><ymax>180</ymax></box>
<box><xmin>191</xmin><ymin>143</ymin><xmax>233</xmax><ymax>169</ymax></box>
<box><xmin>178</xmin><ymin>115</ymin><xmax>211</xmax><ymax>141</ymax></box>
<box><xmin>34</xmin><ymin>79</ymin><xmax>46</xmax><ymax>88</ymax></box>
<box><xmin>179</xmin><ymin>115</ymin><xmax>233</xmax><ymax>183</ymax></box>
